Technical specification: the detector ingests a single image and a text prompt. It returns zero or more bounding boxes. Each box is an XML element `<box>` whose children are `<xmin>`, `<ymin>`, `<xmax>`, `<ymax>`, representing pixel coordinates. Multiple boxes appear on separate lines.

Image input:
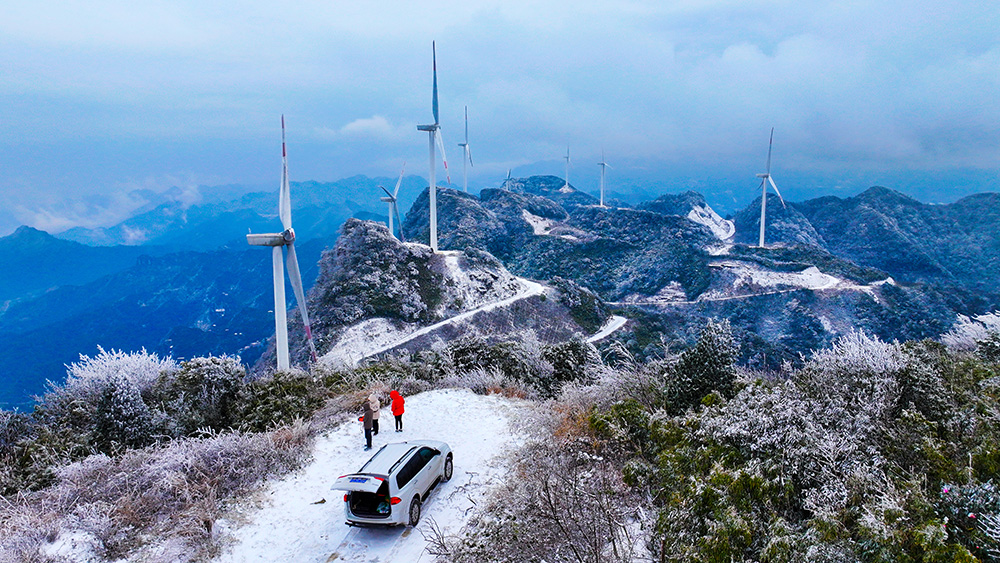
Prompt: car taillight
<box><xmin>390</xmin><ymin>497</ymin><xmax>402</xmax><ymax>505</ymax></box>
<box><xmin>344</xmin><ymin>494</ymin><xmax>349</xmax><ymax>502</ymax></box>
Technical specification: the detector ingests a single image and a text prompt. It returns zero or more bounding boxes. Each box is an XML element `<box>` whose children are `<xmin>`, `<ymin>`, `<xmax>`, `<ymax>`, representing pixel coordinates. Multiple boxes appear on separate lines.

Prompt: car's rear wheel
<box><xmin>443</xmin><ymin>454</ymin><xmax>453</xmax><ymax>481</ymax></box>
<box><xmin>408</xmin><ymin>496</ymin><xmax>421</xmax><ymax>527</ymax></box>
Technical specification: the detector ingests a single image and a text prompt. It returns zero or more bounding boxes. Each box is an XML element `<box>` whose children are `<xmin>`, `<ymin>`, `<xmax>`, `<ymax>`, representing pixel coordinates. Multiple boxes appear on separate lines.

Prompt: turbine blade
<box><xmin>467</xmin><ymin>145</ymin><xmax>474</xmax><ymax>168</ymax></box>
<box><xmin>285</xmin><ymin>242</ymin><xmax>318</xmax><ymax>362</ymax></box>
<box><xmin>464</xmin><ymin>105</ymin><xmax>468</xmax><ymax>144</ymax></box>
<box><xmin>279</xmin><ymin>115</ymin><xmax>292</xmax><ymax>231</ymax></box>
<box><xmin>379</xmin><ymin>185</ymin><xmax>394</xmax><ymax>199</ymax></box>
<box><xmin>768</xmin><ymin>176</ymin><xmax>786</xmax><ymax>208</ymax></box>
<box><xmin>432</xmin><ymin>41</ymin><xmax>439</xmax><ymax>125</ymax></box>
<box><xmin>393</xmin><ymin>162</ymin><xmax>405</xmax><ymax>197</ymax></box>
<box><xmin>765</xmin><ymin>127</ymin><xmax>774</xmax><ymax>176</ymax></box>
<box><xmin>393</xmin><ymin>202</ymin><xmax>405</xmax><ymax>242</ymax></box>
<box><xmin>435</xmin><ymin>130</ymin><xmax>451</xmax><ymax>185</ymax></box>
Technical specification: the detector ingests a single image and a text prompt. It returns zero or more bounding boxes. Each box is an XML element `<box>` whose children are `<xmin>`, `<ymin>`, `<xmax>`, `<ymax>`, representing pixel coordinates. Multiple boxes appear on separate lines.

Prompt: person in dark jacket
<box><xmin>390</xmin><ymin>390</ymin><xmax>405</xmax><ymax>432</ymax></box>
<box><xmin>362</xmin><ymin>402</ymin><xmax>374</xmax><ymax>450</ymax></box>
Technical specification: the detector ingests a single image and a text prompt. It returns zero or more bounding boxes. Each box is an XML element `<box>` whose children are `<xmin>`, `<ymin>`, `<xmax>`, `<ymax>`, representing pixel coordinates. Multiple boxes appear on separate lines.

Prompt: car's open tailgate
<box><xmin>331</xmin><ymin>474</ymin><xmax>385</xmax><ymax>494</ymax></box>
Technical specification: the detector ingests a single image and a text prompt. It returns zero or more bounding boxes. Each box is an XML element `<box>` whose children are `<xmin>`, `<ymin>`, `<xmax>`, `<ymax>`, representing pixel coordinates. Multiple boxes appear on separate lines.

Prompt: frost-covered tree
<box><xmin>666</xmin><ymin>319</ymin><xmax>736</xmax><ymax>414</ymax></box>
<box><xmin>95</xmin><ymin>371</ymin><xmax>154</xmax><ymax>453</ymax></box>
<box><xmin>154</xmin><ymin>355</ymin><xmax>246</xmax><ymax>434</ymax></box>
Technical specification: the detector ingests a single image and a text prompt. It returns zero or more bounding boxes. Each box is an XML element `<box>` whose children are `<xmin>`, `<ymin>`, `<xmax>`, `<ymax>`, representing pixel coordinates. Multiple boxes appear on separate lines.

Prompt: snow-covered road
<box><xmin>586</xmin><ymin>315</ymin><xmax>628</xmax><ymax>343</ymax></box>
<box><xmin>354</xmin><ymin>278</ymin><xmax>547</xmax><ymax>363</ymax></box>
<box><xmin>213</xmin><ymin>389</ymin><xmax>530</xmax><ymax>563</ymax></box>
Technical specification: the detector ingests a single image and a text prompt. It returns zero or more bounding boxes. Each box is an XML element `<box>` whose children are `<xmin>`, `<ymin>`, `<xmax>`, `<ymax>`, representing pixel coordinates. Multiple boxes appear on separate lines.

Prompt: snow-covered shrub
<box><xmin>942</xmin><ymin>312</ymin><xmax>1000</xmax><ymax>355</ymax></box>
<box><xmin>37</xmin><ymin>348</ymin><xmax>177</xmax><ymax>449</ymax></box>
<box><xmin>664</xmin><ymin>319</ymin><xmax>736</xmax><ymax>414</ymax></box>
<box><xmin>94</xmin><ymin>371</ymin><xmax>154</xmax><ymax>454</ymax></box>
<box><xmin>439</xmin><ymin>367</ymin><xmax>533</xmax><ymax>398</ymax></box>
<box><xmin>234</xmin><ymin>371</ymin><xmax>326</xmax><ymax>432</ymax></box>
<box><xmin>434</xmin><ymin>438</ymin><xmax>646</xmax><ymax>563</ymax></box>
<box><xmin>51</xmin><ymin>347</ymin><xmax>178</xmax><ymax>404</ymax></box>
<box><xmin>0</xmin><ymin>424</ymin><xmax>312</xmax><ymax>562</ymax></box>
<box><xmin>152</xmin><ymin>355</ymin><xmax>246</xmax><ymax>435</ymax></box>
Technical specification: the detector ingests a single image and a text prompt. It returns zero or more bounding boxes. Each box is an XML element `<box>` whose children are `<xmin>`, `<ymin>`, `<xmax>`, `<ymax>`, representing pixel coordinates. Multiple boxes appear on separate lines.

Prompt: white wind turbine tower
<box><xmin>246</xmin><ymin>116</ymin><xmax>318</xmax><ymax>371</ymax></box>
<box><xmin>598</xmin><ymin>150</ymin><xmax>612</xmax><ymax>207</ymax></box>
<box><xmin>457</xmin><ymin>106</ymin><xmax>473</xmax><ymax>192</ymax></box>
<box><xmin>379</xmin><ymin>162</ymin><xmax>406</xmax><ymax>241</ymax></box>
<box><xmin>416</xmin><ymin>41</ymin><xmax>451</xmax><ymax>252</ymax></box>
<box><xmin>563</xmin><ymin>146</ymin><xmax>571</xmax><ymax>189</ymax></box>
<box><xmin>755</xmin><ymin>127</ymin><xmax>786</xmax><ymax>248</ymax></box>
<box><xmin>503</xmin><ymin>169</ymin><xmax>512</xmax><ymax>191</ymax></box>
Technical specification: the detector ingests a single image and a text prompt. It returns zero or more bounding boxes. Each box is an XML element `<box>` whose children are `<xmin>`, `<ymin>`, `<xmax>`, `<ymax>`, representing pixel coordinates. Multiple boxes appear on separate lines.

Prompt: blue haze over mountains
<box><xmin>1</xmin><ymin>174</ymin><xmax>998</xmax><ymax>410</ymax></box>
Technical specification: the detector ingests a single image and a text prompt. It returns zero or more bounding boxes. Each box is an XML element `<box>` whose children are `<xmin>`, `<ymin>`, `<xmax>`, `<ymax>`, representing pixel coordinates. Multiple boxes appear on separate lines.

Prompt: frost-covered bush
<box><xmin>664</xmin><ymin>319</ymin><xmax>736</xmax><ymax>414</ymax></box>
<box><xmin>94</xmin><ymin>371</ymin><xmax>153</xmax><ymax>454</ymax></box>
<box><xmin>439</xmin><ymin>367</ymin><xmax>533</xmax><ymax>398</ymax></box>
<box><xmin>234</xmin><ymin>371</ymin><xmax>327</xmax><ymax>432</ymax></box>
<box><xmin>38</xmin><ymin>348</ymin><xmax>177</xmax><ymax>445</ymax></box>
<box><xmin>151</xmin><ymin>355</ymin><xmax>246</xmax><ymax>435</ymax></box>
<box><xmin>432</xmin><ymin>439</ymin><xmax>646</xmax><ymax>563</ymax></box>
<box><xmin>0</xmin><ymin>423</ymin><xmax>311</xmax><ymax>562</ymax></box>
<box><xmin>942</xmin><ymin>312</ymin><xmax>1000</xmax><ymax>353</ymax></box>
<box><xmin>52</xmin><ymin>347</ymin><xmax>178</xmax><ymax>405</ymax></box>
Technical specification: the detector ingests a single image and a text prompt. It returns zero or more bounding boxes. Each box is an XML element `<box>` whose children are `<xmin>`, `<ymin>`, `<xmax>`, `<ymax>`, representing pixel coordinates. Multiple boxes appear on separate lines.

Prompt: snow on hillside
<box><xmin>686</xmin><ymin>204</ymin><xmax>735</xmax><ymax>240</ymax></box>
<box><xmin>213</xmin><ymin>389</ymin><xmax>531</xmax><ymax>563</ymax></box>
<box><xmin>319</xmin><ymin>276</ymin><xmax>547</xmax><ymax>367</ymax></box>
<box><xmin>699</xmin><ymin>262</ymin><xmax>839</xmax><ymax>300</ymax></box>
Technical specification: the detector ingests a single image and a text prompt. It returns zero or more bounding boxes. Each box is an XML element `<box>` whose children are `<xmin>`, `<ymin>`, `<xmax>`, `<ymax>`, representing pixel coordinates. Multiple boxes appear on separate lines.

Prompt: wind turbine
<box><xmin>598</xmin><ymin>150</ymin><xmax>612</xmax><ymax>207</ymax></box>
<box><xmin>246</xmin><ymin>116</ymin><xmax>318</xmax><ymax>371</ymax></box>
<box><xmin>755</xmin><ymin>127</ymin><xmax>786</xmax><ymax>248</ymax></box>
<box><xmin>457</xmin><ymin>106</ymin><xmax>473</xmax><ymax>193</ymax></box>
<box><xmin>379</xmin><ymin>162</ymin><xmax>406</xmax><ymax>241</ymax></box>
<box><xmin>416</xmin><ymin>41</ymin><xmax>451</xmax><ymax>252</ymax></box>
<box><xmin>563</xmin><ymin>147</ymin><xmax>571</xmax><ymax>189</ymax></box>
<box><xmin>503</xmin><ymin>169</ymin><xmax>512</xmax><ymax>191</ymax></box>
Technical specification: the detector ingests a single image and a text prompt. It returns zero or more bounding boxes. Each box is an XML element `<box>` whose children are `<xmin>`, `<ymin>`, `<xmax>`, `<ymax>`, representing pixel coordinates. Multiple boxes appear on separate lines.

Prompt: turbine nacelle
<box><xmin>246</xmin><ymin>228</ymin><xmax>295</xmax><ymax>247</ymax></box>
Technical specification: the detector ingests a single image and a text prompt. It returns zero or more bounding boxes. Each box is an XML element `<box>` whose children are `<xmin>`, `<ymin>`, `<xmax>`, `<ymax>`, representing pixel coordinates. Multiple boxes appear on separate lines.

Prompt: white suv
<box><xmin>332</xmin><ymin>440</ymin><xmax>454</xmax><ymax>527</ymax></box>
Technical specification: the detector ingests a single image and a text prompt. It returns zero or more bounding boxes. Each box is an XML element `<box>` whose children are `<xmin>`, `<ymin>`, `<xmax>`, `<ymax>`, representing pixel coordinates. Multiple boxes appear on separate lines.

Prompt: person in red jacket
<box><xmin>390</xmin><ymin>390</ymin><xmax>405</xmax><ymax>432</ymax></box>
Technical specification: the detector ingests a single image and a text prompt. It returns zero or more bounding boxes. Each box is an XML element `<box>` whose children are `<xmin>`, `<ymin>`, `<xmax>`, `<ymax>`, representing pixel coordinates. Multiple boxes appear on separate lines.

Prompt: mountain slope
<box><xmin>260</xmin><ymin>219</ymin><xmax>610</xmax><ymax>371</ymax></box>
<box><xmin>0</xmin><ymin>227</ymin><xmax>171</xmax><ymax>301</ymax></box>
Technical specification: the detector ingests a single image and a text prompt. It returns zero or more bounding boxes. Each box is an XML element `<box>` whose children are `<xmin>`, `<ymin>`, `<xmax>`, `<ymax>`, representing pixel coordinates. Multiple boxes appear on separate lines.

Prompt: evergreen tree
<box><xmin>667</xmin><ymin>319</ymin><xmax>736</xmax><ymax>414</ymax></box>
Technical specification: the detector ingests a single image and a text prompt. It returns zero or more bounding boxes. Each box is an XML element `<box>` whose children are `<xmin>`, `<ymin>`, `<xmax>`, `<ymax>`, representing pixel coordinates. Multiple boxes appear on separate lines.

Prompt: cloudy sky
<box><xmin>2</xmin><ymin>0</ymin><xmax>998</xmax><ymax>234</ymax></box>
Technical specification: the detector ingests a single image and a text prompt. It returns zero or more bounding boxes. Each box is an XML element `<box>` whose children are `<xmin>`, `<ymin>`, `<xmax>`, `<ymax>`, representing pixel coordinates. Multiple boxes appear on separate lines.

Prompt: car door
<box><xmin>412</xmin><ymin>446</ymin><xmax>441</xmax><ymax>497</ymax></box>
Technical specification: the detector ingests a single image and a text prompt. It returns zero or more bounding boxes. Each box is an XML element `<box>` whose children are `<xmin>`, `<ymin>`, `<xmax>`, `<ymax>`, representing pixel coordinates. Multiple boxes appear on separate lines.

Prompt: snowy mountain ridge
<box><xmin>265</xmin><ymin>219</ymin><xmax>612</xmax><ymax>371</ymax></box>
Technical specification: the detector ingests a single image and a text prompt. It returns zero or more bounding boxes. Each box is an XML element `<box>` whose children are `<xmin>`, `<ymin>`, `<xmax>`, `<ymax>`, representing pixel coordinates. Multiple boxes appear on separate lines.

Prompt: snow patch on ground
<box><xmin>213</xmin><ymin>389</ymin><xmax>531</xmax><ymax>563</ymax></box>
<box><xmin>622</xmin><ymin>282</ymin><xmax>687</xmax><ymax>305</ymax></box>
<box><xmin>558</xmin><ymin>186</ymin><xmax>574</xmax><ymax>193</ymax></box>
<box><xmin>522</xmin><ymin>209</ymin><xmax>556</xmax><ymax>235</ymax></box>
<box><xmin>41</xmin><ymin>531</ymin><xmax>101</xmax><ymax>561</ymax></box>
<box><xmin>687</xmin><ymin>204</ymin><xmax>735</xmax><ymax>240</ymax></box>
<box><xmin>320</xmin><ymin>318</ymin><xmax>416</xmax><ymax>368</ymax></box>
<box><xmin>699</xmin><ymin>262</ymin><xmax>841</xmax><ymax>301</ymax></box>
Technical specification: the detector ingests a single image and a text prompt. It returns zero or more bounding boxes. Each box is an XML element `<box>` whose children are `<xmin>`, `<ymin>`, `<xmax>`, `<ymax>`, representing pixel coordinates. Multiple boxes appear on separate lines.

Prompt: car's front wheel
<box><xmin>443</xmin><ymin>454</ymin><xmax>453</xmax><ymax>482</ymax></box>
<box><xmin>408</xmin><ymin>496</ymin><xmax>421</xmax><ymax>527</ymax></box>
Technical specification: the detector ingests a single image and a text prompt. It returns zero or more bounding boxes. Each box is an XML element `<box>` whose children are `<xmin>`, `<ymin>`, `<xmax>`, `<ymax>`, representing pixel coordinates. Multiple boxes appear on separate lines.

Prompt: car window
<box><xmin>418</xmin><ymin>447</ymin><xmax>439</xmax><ymax>463</ymax></box>
<box><xmin>395</xmin><ymin>453</ymin><xmax>424</xmax><ymax>489</ymax></box>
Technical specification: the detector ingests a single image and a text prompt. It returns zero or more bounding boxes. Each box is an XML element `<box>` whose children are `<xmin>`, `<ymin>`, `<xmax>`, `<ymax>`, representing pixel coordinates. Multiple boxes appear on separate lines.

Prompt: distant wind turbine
<box><xmin>457</xmin><ymin>106</ymin><xmax>473</xmax><ymax>193</ymax></box>
<box><xmin>379</xmin><ymin>162</ymin><xmax>406</xmax><ymax>241</ymax></box>
<box><xmin>598</xmin><ymin>150</ymin><xmax>612</xmax><ymax>207</ymax></box>
<box><xmin>755</xmin><ymin>127</ymin><xmax>786</xmax><ymax>248</ymax></box>
<box><xmin>416</xmin><ymin>41</ymin><xmax>451</xmax><ymax>252</ymax></box>
<box><xmin>246</xmin><ymin>116</ymin><xmax>318</xmax><ymax>371</ymax></box>
<box><xmin>563</xmin><ymin>147</ymin><xmax>571</xmax><ymax>189</ymax></box>
<box><xmin>503</xmin><ymin>169</ymin><xmax>512</xmax><ymax>191</ymax></box>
